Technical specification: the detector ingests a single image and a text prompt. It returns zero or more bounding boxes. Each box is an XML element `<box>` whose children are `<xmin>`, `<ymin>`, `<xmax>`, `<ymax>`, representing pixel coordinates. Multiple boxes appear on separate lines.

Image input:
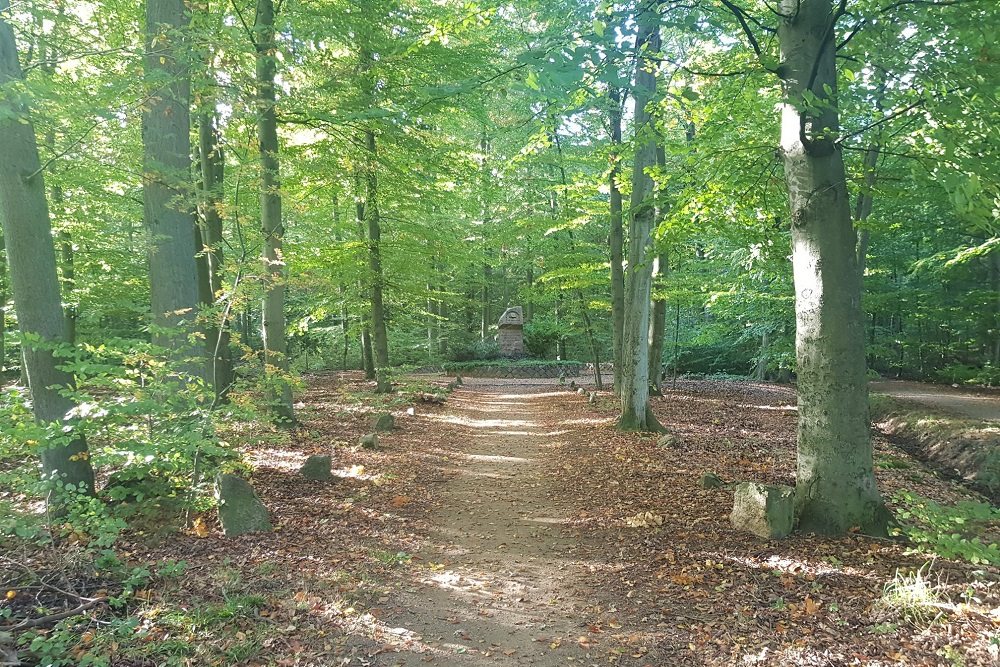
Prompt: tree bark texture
<box><xmin>256</xmin><ymin>0</ymin><xmax>294</xmax><ymax>422</ymax></box>
<box><xmin>0</xmin><ymin>1</ymin><xmax>95</xmax><ymax>495</ymax></box>
<box><xmin>778</xmin><ymin>0</ymin><xmax>888</xmax><ymax>535</ymax></box>
<box><xmin>363</xmin><ymin>129</ymin><xmax>391</xmax><ymax>392</ymax></box>
<box><xmin>618</xmin><ymin>8</ymin><xmax>663</xmax><ymax>432</ymax></box>
<box><xmin>198</xmin><ymin>109</ymin><xmax>234</xmax><ymax>400</ymax></box>
<box><xmin>143</xmin><ymin>0</ymin><xmax>204</xmax><ymax>378</ymax></box>
<box><xmin>608</xmin><ymin>88</ymin><xmax>626</xmax><ymax>395</ymax></box>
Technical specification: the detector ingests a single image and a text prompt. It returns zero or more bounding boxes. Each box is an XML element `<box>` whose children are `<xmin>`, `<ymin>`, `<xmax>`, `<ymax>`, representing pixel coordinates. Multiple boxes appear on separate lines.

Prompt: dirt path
<box><xmin>378</xmin><ymin>381</ymin><xmax>620</xmax><ymax>666</ymax></box>
<box><xmin>870</xmin><ymin>380</ymin><xmax>1000</xmax><ymax>421</ymax></box>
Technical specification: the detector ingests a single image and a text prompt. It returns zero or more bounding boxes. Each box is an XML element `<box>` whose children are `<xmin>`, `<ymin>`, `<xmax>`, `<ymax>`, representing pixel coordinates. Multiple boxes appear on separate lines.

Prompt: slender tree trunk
<box><xmin>777</xmin><ymin>0</ymin><xmax>888</xmax><ymax>535</ymax></box>
<box><xmin>143</xmin><ymin>0</ymin><xmax>204</xmax><ymax>379</ymax></box>
<box><xmin>648</xmin><ymin>144</ymin><xmax>670</xmax><ymax>396</ymax></box>
<box><xmin>854</xmin><ymin>143</ymin><xmax>879</xmax><ymax>281</ymax></box>
<box><xmin>993</xmin><ymin>250</ymin><xmax>1000</xmax><ymax>366</ymax></box>
<box><xmin>198</xmin><ymin>108</ymin><xmax>234</xmax><ymax>400</ymax></box>
<box><xmin>363</xmin><ymin>129</ymin><xmax>391</xmax><ymax>392</ymax></box>
<box><xmin>754</xmin><ymin>330</ymin><xmax>769</xmax><ymax>381</ymax></box>
<box><xmin>608</xmin><ymin>88</ymin><xmax>626</xmax><ymax>396</ymax></box>
<box><xmin>353</xmin><ymin>176</ymin><xmax>376</xmax><ymax>379</ymax></box>
<box><xmin>648</xmin><ymin>253</ymin><xmax>668</xmax><ymax>395</ymax></box>
<box><xmin>255</xmin><ymin>0</ymin><xmax>294</xmax><ymax>422</ymax></box>
<box><xmin>480</xmin><ymin>263</ymin><xmax>491</xmax><ymax>341</ymax></box>
<box><xmin>524</xmin><ymin>264</ymin><xmax>534</xmax><ymax>322</ymax></box>
<box><xmin>0</xmin><ymin>232</ymin><xmax>6</xmax><ymax>370</ymax></box>
<box><xmin>0</xmin><ymin>2</ymin><xmax>95</xmax><ymax>497</ymax></box>
<box><xmin>618</xmin><ymin>8</ymin><xmax>663</xmax><ymax>432</ymax></box>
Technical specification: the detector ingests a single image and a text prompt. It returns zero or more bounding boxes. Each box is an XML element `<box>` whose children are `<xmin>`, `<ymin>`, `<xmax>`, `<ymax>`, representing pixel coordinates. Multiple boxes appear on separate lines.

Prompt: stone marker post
<box><xmin>497</xmin><ymin>306</ymin><xmax>525</xmax><ymax>357</ymax></box>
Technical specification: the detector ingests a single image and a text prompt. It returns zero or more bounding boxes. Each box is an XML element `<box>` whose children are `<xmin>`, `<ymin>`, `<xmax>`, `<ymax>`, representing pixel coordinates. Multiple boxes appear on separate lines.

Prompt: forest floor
<box><xmin>9</xmin><ymin>373</ymin><xmax>999</xmax><ymax>666</ymax></box>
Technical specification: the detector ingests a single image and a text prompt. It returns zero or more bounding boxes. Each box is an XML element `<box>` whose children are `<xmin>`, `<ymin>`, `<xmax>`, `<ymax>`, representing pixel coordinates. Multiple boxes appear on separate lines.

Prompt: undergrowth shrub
<box><xmin>891</xmin><ymin>491</ymin><xmax>1000</xmax><ymax>565</ymax></box>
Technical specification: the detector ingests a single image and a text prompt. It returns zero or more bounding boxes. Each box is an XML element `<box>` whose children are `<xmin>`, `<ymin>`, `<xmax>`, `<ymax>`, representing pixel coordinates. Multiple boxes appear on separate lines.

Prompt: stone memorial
<box><xmin>497</xmin><ymin>306</ymin><xmax>525</xmax><ymax>357</ymax></box>
<box><xmin>300</xmin><ymin>455</ymin><xmax>333</xmax><ymax>481</ymax></box>
<box><xmin>216</xmin><ymin>474</ymin><xmax>272</xmax><ymax>536</ymax></box>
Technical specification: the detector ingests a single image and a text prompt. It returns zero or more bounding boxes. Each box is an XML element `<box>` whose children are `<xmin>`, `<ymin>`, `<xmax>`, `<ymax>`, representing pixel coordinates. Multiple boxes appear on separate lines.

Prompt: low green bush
<box><xmin>891</xmin><ymin>491</ymin><xmax>1000</xmax><ymax>565</ymax></box>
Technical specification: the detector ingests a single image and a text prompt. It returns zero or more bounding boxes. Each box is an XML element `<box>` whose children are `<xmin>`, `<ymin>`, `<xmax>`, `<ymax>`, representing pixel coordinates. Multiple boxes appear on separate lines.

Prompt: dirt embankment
<box><xmin>869</xmin><ymin>386</ymin><xmax>1000</xmax><ymax>504</ymax></box>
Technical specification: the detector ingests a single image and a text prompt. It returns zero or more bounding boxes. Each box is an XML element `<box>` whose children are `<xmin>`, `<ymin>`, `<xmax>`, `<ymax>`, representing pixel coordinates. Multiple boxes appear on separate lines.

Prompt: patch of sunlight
<box><xmin>426</xmin><ymin>414</ymin><xmax>535</xmax><ymax>429</ymax></box>
<box><xmin>424</xmin><ymin>570</ymin><xmax>495</xmax><ymax>597</ymax></box>
<box><xmin>466</xmin><ymin>454</ymin><xmax>532</xmax><ymax>464</ymax></box>
<box><xmin>522</xmin><ymin>516</ymin><xmax>568</xmax><ymax>525</ymax></box>
<box><xmin>495</xmin><ymin>391</ymin><xmax>566</xmax><ymax>399</ymax></box>
<box><xmin>724</xmin><ymin>553</ymin><xmax>871</xmax><ymax>579</ymax></box>
<box><xmin>560</xmin><ymin>417</ymin><xmax>614</xmax><ymax>425</ymax></box>
<box><xmin>477</xmin><ymin>430</ymin><xmax>542</xmax><ymax>436</ymax></box>
<box><xmin>245</xmin><ymin>448</ymin><xmax>304</xmax><ymax>472</ymax></box>
<box><xmin>336</xmin><ymin>464</ymin><xmax>380</xmax><ymax>482</ymax></box>
<box><xmin>739</xmin><ymin>403</ymin><xmax>797</xmax><ymax>412</ymax></box>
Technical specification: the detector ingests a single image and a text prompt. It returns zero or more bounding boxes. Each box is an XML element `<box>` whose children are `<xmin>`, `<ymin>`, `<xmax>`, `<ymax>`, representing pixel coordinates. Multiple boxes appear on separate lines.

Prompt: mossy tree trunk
<box><xmin>618</xmin><ymin>5</ymin><xmax>663</xmax><ymax>432</ymax></box>
<box><xmin>777</xmin><ymin>0</ymin><xmax>889</xmax><ymax>535</ymax></box>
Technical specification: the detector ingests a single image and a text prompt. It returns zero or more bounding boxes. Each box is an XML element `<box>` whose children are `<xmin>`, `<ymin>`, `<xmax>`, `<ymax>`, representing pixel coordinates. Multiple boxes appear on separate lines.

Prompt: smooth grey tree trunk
<box><xmin>0</xmin><ymin>1</ymin><xmax>95</xmax><ymax>497</ymax></box>
<box><xmin>143</xmin><ymin>0</ymin><xmax>204</xmax><ymax>378</ymax></box>
<box><xmin>608</xmin><ymin>88</ymin><xmax>626</xmax><ymax>396</ymax></box>
<box><xmin>648</xmin><ymin>253</ymin><xmax>668</xmax><ymax>395</ymax></box>
<box><xmin>618</xmin><ymin>8</ymin><xmax>663</xmax><ymax>432</ymax></box>
<box><xmin>648</xmin><ymin>144</ymin><xmax>670</xmax><ymax>396</ymax></box>
<box><xmin>198</xmin><ymin>109</ymin><xmax>234</xmax><ymax>401</ymax></box>
<box><xmin>255</xmin><ymin>0</ymin><xmax>294</xmax><ymax>422</ymax></box>
<box><xmin>777</xmin><ymin>0</ymin><xmax>889</xmax><ymax>535</ymax></box>
<box><xmin>0</xmin><ymin>232</ymin><xmax>7</xmax><ymax>370</ymax></box>
<box><xmin>363</xmin><ymin>129</ymin><xmax>391</xmax><ymax>393</ymax></box>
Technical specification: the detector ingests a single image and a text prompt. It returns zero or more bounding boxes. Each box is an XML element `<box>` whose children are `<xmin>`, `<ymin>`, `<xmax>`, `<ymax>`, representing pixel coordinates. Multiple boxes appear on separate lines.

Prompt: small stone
<box><xmin>699</xmin><ymin>471</ymin><xmax>725</xmax><ymax>490</ymax></box>
<box><xmin>360</xmin><ymin>433</ymin><xmax>379</xmax><ymax>450</ymax></box>
<box><xmin>657</xmin><ymin>434</ymin><xmax>678</xmax><ymax>448</ymax></box>
<box><xmin>558</xmin><ymin>372</ymin><xmax>566</xmax><ymax>385</ymax></box>
<box><xmin>730</xmin><ymin>482</ymin><xmax>795</xmax><ymax>539</ymax></box>
<box><xmin>215</xmin><ymin>474</ymin><xmax>272</xmax><ymax>536</ymax></box>
<box><xmin>588</xmin><ymin>391</ymin><xmax>597</xmax><ymax>404</ymax></box>
<box><xmin>456</xmin><ymin>375</ymin><xmax>464</xmax><ymax>386</ymax></box>
<box><xmin>406</xmin><ymin>407</ymin><xmax>415</xmax><ymax>416</ymax></box>
<box><xmin>577</xmin><ymin>387</ymin><xmax>586</xmax><ymax>395</ymax></box>
<box><xmin>300</xmin><ymin>455</ymin><xmax>332</xmax><ymax>481</ymax></box>
<box><xmin>372</xmin><ymin>412</ymin><xmax>395</xmax><ymax>432</ymax></box>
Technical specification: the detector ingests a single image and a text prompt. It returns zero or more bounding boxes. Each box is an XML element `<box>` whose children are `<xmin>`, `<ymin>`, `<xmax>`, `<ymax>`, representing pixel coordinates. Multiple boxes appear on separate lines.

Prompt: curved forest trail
<box><xmin>870</xmin><ymin>380</ymin><xmax>1000</xmax><ymax>422</ymax></box>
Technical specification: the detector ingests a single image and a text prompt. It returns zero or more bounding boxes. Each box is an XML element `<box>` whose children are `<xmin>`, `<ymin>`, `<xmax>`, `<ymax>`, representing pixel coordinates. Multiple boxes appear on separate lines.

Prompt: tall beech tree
<box><xmin>255</xmin><ymin>0</ymin><xmax>295</xmax><ymax>421</ymax></box>
<box><xmin>0</xmin><ymin>0</ymin><xmax>95</xmax><ymax>496</ymax></box>
<box><xmin>773</xmin><ymin>0</ymin><xmax>889</xmax><ymax>534</ymax></box>
<box><xmin>618</xmin><ymin>4</ymin><xmax>664</xmax><ymax>432</ymax></box>
<box><xmin>142</xmin><ymin>0</ymin><xmax>204</xmax><ymax>376</ymax></box>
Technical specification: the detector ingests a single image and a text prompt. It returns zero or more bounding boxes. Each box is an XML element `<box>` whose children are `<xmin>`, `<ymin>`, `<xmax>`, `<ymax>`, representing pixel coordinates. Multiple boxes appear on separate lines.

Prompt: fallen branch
<box><xmin>7</xmin><ymin>597</ymin><xmax>108</xmax><ymax>631</ymax></box>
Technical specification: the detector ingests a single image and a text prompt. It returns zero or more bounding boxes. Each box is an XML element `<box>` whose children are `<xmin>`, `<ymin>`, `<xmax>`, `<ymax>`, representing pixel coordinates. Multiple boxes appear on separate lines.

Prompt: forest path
<box><xmin>870</xmin><ymin>380</ymin><xmax>1000</xmax><ymax>421</ymax></box>
<box><xmin>379</xmin><ymin>380</ymin><xmax>623</xmax><ymax>666</ymax></box>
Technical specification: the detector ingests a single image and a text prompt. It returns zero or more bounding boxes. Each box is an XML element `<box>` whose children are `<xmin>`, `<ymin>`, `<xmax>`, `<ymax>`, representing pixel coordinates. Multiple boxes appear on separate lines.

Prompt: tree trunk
<box><xmin>198</xmin><ymin>108</ymin><xmax>234</xmax><ymax>401</ymax></box>
<box><xmin>618</xmin><ymin>8</ymin><xmax>663</xmax><ymax>432</ymax></box>
<box><xmin>0</xmin><ymin>232</ymin><xmax>6</xmax><ymax>370</ymax></box>
<box><xmin>363</xmin><ymin>129</ymin><xmax>391</xmax><ymax>392</ymax></box>
<box><xmin>648</xmin><ymin>253</ymin><xmax>668</xmax><ymax>396</ymax></box>
<box><xmin>777</xmin><ymin>0</ymin><xmax>888</xmax><ymax>535</ymax></box>
<box><xmin>854</xmin><ymin>143</ymin><xmax>879</xmax><ymax>281</ymax></box>
<box><xmin>754</xmin><ymin>330</ymin><xmax>769</xmax><ymax>381</ymax></box>
<box><xmin>648</xmin><ymin>143</ymin><xmax>670</xmax><ymax>396</ymax></box>
<box><xmin>142</xmin><ymin>0</ymin><xmax>204</xmax><ymax>379</ymax></box>
<box><xmin>608</xmin><ymin>88</ymin><xmax>626</xmax><ymax>396</ymax></box>
<box><xmin>0</xmin><ymin>2</ymin><xmax>95</xmax><ymax>497</ymax></box>
<box><xmin>255</xmin><ymin>0</ymin><xmax>294</xmax><ymax>422</ymax></box>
